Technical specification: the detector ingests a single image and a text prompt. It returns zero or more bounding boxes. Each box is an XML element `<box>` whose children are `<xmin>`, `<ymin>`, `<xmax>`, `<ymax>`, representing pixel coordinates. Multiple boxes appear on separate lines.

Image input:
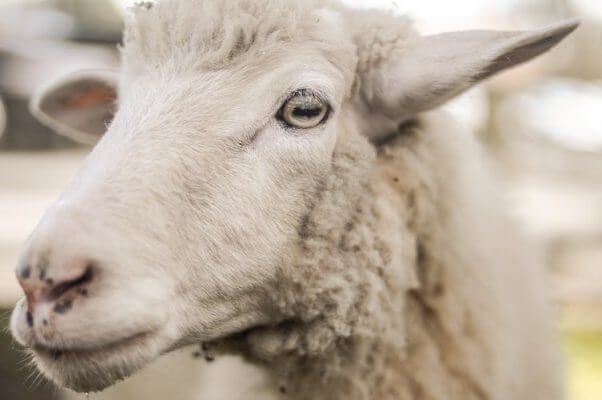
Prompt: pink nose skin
<box><xmin>16</xmin><ymin>260</ymin><xmax>94</xmax><ymax>327</ymax></box>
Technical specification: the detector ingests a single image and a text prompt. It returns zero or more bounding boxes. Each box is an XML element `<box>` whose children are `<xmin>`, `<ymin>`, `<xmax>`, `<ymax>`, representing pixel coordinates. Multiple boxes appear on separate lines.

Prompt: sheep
<box><xmin>10</xmin><ymin>0</ymin><xmax>578</xmax><ymax>399</ymax></box>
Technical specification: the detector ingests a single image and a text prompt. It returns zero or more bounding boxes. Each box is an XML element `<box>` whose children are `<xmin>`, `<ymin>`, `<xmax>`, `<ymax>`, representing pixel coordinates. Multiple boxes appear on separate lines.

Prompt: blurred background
<box><xmin>0</xmin><ymin>0</ymin><xmax>600</xmax><ymax>399</ymax></box>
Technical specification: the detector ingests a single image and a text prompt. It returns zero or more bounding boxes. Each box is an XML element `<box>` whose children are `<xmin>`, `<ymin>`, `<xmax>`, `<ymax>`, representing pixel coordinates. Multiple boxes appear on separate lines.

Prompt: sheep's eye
<box><xmin>278</xmin><ymin>90</ymin><xmax>330</xmax><ymax>129</ymax></box>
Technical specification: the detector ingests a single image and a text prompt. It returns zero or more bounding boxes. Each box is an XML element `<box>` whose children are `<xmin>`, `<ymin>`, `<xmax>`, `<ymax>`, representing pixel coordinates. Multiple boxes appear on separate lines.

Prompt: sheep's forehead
<box><xmin>122</xmin><ymin>0</ymin><xmax>355</xmax><ymax>80</ymax></box>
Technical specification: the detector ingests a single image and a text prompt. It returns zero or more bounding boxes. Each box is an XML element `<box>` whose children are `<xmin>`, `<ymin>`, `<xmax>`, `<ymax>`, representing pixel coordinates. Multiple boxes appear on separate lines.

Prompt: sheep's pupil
<box><xmin>293</xmin><ymin>107</ymin><xmax>322</xmax><ymax>119</ymax></box>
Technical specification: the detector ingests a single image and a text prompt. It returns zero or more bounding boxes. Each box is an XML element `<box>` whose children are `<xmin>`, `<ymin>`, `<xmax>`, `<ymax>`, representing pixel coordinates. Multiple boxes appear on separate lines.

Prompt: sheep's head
<box><xmin>10</xmin><ymin>0</ymin><xmax>577</xmax><ymax>392</ymax></box>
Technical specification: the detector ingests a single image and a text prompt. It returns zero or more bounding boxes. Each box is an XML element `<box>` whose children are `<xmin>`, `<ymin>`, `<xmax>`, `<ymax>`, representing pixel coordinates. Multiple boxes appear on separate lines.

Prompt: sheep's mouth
<box><xmin>33</xmin><ymin>330</ymin><xmax>153</xmax><ymax>362</ymax></box>
<box><xmin>29</xmin><ymin>329</ymin><xmax>166</xmax><ymax>392</ymax></box>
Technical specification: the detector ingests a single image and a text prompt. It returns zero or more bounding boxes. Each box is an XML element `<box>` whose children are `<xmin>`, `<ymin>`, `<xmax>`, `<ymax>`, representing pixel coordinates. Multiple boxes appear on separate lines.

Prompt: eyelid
<box><xmin>278</xmin><ymin>89</ymin><xmax>332</xmax><ymax>115</ymax></box>
<box><xmin>287</xmin><ymin>88</ymin><xmax>321</xmax><ymax>101</ymax></box>
<box><xmin>294</xmin><ymin>88</ymin><xmax>332</xmax><ymax>108</ymax></box>
<box><xmin>274</xmin><ymin>85</ymin><xmax>334</xmax><ymax>112</ymax></box>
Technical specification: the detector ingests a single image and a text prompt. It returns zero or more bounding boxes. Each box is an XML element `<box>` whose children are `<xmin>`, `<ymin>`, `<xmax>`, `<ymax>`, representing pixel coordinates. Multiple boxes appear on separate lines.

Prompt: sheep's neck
<box><xmin>231</xmin><ymin>129</ymin><xmax>440</xmax><ymax>399</ymax></box>
<box><xmin>284</xmin><ymin>187</ymin><xmax>417</xmax><ymax>399</ymax></box>
<box><xmin>263</xmin><ymin>135</ymin><xmax>422</xmax><ymax>399</ymax></box>
<box><xmin>259</xmin><ymin>121</ymin><xmax>501</xmax><ymax>400</ymax></box>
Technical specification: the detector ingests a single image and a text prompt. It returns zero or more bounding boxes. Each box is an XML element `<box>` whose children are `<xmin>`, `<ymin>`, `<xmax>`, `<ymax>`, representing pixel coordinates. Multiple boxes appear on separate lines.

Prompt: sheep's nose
<box><xmin>16</xmin><ymin>260</ymin><xmax>94</xmax><ymax>317</ymax></box>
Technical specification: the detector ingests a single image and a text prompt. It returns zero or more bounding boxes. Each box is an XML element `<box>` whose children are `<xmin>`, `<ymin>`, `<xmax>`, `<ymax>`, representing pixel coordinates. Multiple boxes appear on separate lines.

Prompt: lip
<box><xmin>33</xmin><ymin>330</ymin><xmax>154</xmax><ymax>362</ymax></box>
<box><xmin>28</xmin><ymin>329</ymin><xmax>165</xmax><ymax>392</ymax></box>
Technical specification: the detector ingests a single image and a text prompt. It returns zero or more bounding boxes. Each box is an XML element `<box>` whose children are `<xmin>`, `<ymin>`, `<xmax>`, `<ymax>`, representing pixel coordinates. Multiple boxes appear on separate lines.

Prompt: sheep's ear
<box><xmin>358</xmin><ymin>18</ymin><xmax>579</xmax><ymax>138</ymax></box>
<box><xmin>30</xmin><ymin>70</ymin><xmax>118</xmax><ymax>145</ymax></box>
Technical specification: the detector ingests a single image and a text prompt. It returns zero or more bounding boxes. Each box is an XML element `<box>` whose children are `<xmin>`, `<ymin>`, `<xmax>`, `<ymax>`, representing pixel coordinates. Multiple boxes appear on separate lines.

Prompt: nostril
<box><xmin>47</xmin><ymin>265</ymin><xmax>94</xmax><ymax>302</ymax></box>
<box><xmin>16</xmin><ymin>260</ymin><xmax>96</xmax><ymax>315</ymax></box>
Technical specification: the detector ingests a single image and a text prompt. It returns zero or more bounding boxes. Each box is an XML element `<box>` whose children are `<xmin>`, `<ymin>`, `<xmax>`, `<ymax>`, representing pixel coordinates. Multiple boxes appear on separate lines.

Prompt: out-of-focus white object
<box><xmin>341</xmin><ymin>0</ymin><xmax>517</xmax><ymax>18</ymax></box>
<box><xmin>340</xmin><ymin>0</ymin><xmax>520</xmax><ymax>32</ymax></box>
<box><xmin>498</xmin><ymin>80</ymin><xmax>602</xmax><ymax>241</ymax></box>
<box><xmin>573</xmin><ymin>0</ymin><xmax>602</xmax><ymax>22</ymax></box>
<box><xmin>511</xmin><ymin>177</ymin><xmax>602</xmax><ymax>240</ymax></box>
<box><xmin>501</xmin><ymin>80</ymin><xmax>602</xmax><ymax>152</ymax></box>
<box><xmin>0</xmin><ymin>6</ymin><xmax>75</xmax><ymax>39</ymax></box>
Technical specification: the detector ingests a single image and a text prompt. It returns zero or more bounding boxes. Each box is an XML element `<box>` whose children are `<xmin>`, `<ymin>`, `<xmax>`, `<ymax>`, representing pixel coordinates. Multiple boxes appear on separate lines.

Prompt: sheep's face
<box><xmin>10</xmin><ymin>0</ymin><xmax>578</xmax><ymax>392</ymax></box>
<box><xmin>10</xmin><ymin>5</ymin><xmax>357</xmax><ymax>393</ymax></box>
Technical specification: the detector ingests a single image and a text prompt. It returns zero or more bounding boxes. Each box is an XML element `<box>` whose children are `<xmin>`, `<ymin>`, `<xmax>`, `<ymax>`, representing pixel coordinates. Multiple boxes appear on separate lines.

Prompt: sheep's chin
<box><xmin>31</xmin><ymin>330</ymin><xmax>163</xmax><ymax>393</ymax></box>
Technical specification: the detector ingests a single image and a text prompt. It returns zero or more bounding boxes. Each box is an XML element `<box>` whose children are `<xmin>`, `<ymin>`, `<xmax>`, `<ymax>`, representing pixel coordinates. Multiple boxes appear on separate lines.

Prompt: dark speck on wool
<box><xmin>54</xmin><ymin>299</ymin><xmax>73</xmax><ymax>314</ymax></box>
